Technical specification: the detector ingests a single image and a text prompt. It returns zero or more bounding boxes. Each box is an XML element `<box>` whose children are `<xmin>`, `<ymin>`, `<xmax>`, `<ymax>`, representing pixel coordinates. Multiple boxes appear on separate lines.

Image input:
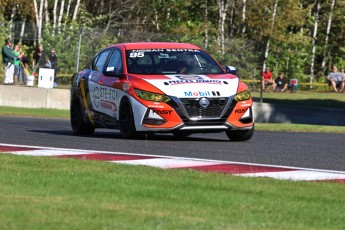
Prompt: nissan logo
<box><xmin>199</xmin><ymin>97</ymin><xmax>210</xmax><ymax>108</ymax></box>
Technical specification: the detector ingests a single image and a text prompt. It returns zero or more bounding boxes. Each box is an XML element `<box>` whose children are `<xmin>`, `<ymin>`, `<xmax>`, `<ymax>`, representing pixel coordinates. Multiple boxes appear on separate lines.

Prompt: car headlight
<box><xmin>134</xmin><ymin>89</ymin><xmax>170</xmax><ymax>102</ymax></box>
<box><xmin>234</xmin><ymin>91</ymin><xmax>251</xmax><ymax>101</ymax></box>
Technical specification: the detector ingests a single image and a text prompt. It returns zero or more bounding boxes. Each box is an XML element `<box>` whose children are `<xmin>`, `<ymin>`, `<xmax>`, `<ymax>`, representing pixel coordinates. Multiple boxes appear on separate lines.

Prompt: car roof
<box><xmin>109</xmin><ymin>42</ymin><xmax>202</xmax><ymax>50</ymax></box>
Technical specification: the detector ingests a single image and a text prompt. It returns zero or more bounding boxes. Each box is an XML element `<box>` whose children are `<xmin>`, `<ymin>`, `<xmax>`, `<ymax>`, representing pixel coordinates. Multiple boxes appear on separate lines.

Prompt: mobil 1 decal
<box><xmin>89</xmin><ymin>82</ymin><xmax>117</xmax><ymax>116</ymax></box>
<box><xmin>143</xmin><ymin>74</ymin><xmax>238</xmax><ymax>98</ymax></box>
<box><xmin>163</xmin><ymin>75</ymin><xmax>222</xmax><ymax>85</ymax></box>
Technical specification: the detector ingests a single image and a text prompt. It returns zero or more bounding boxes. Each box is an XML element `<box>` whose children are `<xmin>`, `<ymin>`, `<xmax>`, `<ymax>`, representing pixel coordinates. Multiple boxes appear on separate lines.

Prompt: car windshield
<box><xmin>126</xmin><ymin>49</ymin><xmax>224</xmax><ymax>75</ymax></box>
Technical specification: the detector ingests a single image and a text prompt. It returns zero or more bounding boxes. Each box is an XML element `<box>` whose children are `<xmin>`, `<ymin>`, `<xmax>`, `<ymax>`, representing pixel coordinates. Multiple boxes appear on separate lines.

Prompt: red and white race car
<box><xmin>70</xmin><ymin>42</ymin><xmax>254</xmax><ymax>141</ymax></box>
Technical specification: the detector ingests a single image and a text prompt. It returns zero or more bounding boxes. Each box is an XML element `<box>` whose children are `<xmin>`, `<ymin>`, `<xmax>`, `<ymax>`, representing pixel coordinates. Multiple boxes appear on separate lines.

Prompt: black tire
<box><xmin>226</xmin><ymin>126</ymin><xmax>254</xmax><ymax>141</ymax></box>
<box><xmin>119</xmin><ymin>98</ymin><xmax>137</xmax><ymax>139</ymax></box>
<box><xmin>70</xmin><ymin>99</ymin><xmax>95</xmax><ymax>135</ymax></box>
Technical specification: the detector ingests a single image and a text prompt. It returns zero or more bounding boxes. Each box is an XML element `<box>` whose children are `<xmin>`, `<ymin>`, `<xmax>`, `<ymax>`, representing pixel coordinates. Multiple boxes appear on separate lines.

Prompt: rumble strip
<box><xmin>1</xmin><ymin>143</ymin><xmax>344</xmax><ymax>184</ymax></box>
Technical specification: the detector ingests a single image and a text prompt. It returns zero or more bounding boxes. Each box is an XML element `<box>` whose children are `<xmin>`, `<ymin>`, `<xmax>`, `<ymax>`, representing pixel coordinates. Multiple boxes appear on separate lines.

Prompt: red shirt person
<box><xmin>262</xmin><ymin>67</ymin><xmax>275</xmax><ymax>90</ymax></box>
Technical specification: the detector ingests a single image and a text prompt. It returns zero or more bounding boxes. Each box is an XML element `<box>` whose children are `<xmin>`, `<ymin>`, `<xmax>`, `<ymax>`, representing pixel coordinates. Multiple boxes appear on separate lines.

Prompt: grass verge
<box><xmin>0</xmin><ymin>106</ymin><xmax>69</xmax><ymax>119</ymax></box>
<box><xmin>1</xmin><ymin>154</ymin><xmax>344</xmax><ymax>230</ymax></box>
<box><xmin>255</xmin><ymin>123</ymin><xmax>345</xmax><ymax>133</ymax></box>
<box><xmin>251</xmin><ymin>91</ymin><xmax>345</xmax><ymax>109</ymax></box>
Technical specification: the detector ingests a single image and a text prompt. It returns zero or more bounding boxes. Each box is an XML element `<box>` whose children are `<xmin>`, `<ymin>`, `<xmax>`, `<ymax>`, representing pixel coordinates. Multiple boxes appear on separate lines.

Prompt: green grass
<box><xmin>0</xmin><ymin>106</ymin><xmax>69</xmax><ymax>119</ymax></box>
<box><xmin>1</xmin><ymin>154</ymin><xmax>344</xmax><ymax>230</ymax></box>
<box><xmin>255</xmin><ymin>123</ymin><xmax>345</xmax><ymax>133</ymax></box>
<box><xmin>251</xmin><ymin>91</ymin><xmax>345</xmax><ymax>109</ymax></box>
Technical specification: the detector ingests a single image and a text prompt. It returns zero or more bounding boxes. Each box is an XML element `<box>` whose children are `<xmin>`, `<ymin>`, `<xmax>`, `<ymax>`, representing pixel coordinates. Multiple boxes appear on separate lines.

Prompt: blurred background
<box><xmin>1</xmin><ymin>0</ymin><xmax>344</xmax><ymax>90</ymax></box>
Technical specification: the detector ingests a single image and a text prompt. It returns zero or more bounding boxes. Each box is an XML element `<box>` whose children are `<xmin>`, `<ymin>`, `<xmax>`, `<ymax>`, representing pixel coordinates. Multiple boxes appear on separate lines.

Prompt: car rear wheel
<box><xmin>70</xmin><ymin>99</ymin><xmax>95</xmax><ymax>135</ymax></box>
<box><xmin>226</xmin><ymin>126</ymin><xmax>254</xmax><ymax>141</ymax></box>
<box><xmin>119</xmin><ymin>98</ymin><xmax>137</xmax><ymax>139</ymax></box>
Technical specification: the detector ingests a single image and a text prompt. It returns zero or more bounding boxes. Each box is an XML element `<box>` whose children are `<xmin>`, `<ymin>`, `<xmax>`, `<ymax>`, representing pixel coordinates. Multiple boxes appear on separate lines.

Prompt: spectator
<box><xmin>33</xmin><ymin>44</ymin><xmax>49</xmax><ymax>68</ymax></box>
<box><xmin>19</xmin><ymin>46</ymin><xmax>30</xmax><ymax>84</ymax></box>
<box><xmin>13</xmin><ymin>44</ymin><xmax>23</xmax><ymax>84</ymax></box>
<box><xmin>274</xmin><ymin>72</ymin><xmax>288</xmax><ymax>92</ymax></box>
<box><xmin>49</xmin><ymin>48</ymin><xmax>58</xmax><ymax>76</ymax></box>
<box><xmin>2</xmin><ymin>38</ymin><xmax>16</xmax><ymax>85</ymax></box>
<box><xmin>327</xmin><ymin>66</ymin><xmax>344</xmax><ymax>93</ymax></box>
<box><xmin>262</xmin><ymin>66</ymin><xmax>275</xmax><ymax>91</ymax></box>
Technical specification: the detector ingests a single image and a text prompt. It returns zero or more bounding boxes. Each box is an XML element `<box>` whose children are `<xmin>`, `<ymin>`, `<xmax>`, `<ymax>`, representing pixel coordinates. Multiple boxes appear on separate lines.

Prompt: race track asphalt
<box><xmin>1</xmin><ymin>116</ymin><xmax>344</xmax><ymax>171</ymax></box>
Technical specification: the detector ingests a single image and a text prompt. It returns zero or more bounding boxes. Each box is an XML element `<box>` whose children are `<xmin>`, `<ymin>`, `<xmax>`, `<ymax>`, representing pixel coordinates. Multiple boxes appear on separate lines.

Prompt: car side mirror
<box><xmin>103</xmin><ymin>67</ymin><xmax>123</xmax><ymax>77</ymax></box>
<box><xmin>225</xmin><ymin>66</ymin><xmax>237</xmax><ymax>76</ymax></box>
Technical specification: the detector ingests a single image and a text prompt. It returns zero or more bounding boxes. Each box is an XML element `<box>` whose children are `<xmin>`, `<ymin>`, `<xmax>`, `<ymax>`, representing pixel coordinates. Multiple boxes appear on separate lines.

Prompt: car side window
<box><xmin>92</xmin><ymin>50</ymin><xmax>111</xmax><ymax>72</ymax></box>
<box><xmin>106</xmin><ymin>49</ymin><xmax>123</xmax><ymax>74</ymax></box>
<box><xmin>91</xmin><ymin>55</ymin><xmax>99</xmax><ymax>70</ymax></box>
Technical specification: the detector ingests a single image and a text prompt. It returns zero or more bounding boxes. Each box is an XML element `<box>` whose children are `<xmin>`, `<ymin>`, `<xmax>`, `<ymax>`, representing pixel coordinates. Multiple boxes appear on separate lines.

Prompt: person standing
<box><xmin>13</xmin><ymin>44</ymin><xmax>23</xmax><ymax>84</ymax></box>
<box><xmin>2</xmin><ymin>38</ymin><xmax>17</xmax><ymax>85</ymax></box>
<box><xmin>262</xmin><ymin>66</ymin><xmax>275</xmax><ymax>90</ymax></box>
<box><xmin>19</xmin><ymin>46</ymin><xmax>30</xmax><ymax>84</ymax></box>
<box><xmin>33</xmin><ymin>44</ymin><xmax>48</xmax><ymax>68</ymax></box>
<box><xmin>49</xmin><ymin>48</ymin><xmax>58</xmax><ymax>76</ymax></box>
<box><xmin>33</xmin><ymin>44</ymin><xmax>49</xmax><ymax>79</ymax></box>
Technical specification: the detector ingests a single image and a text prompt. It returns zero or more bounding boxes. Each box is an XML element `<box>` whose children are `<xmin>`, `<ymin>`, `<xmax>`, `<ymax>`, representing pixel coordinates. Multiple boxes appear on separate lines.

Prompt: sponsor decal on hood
<box><xmin>143</xmin><ymin>75</ymin><xmax>238</xmax><ymax>98</ymax></box>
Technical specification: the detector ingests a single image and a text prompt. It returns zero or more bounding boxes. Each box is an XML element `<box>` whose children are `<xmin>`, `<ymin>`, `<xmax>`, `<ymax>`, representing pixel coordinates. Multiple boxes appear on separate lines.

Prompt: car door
<box><xmin>98</xmin><ymin>49</ymin><xmax>124</xmax><ymax>118</ymax></box>
<box><xmin>89</xmin><ymin>49</ymin><xmax>123</xmax><ymax>119</ymax></box>
<box><xmin>88</xmin><ymin>49</ymin><xmax>113</xmax><ymax>116</ymax></box>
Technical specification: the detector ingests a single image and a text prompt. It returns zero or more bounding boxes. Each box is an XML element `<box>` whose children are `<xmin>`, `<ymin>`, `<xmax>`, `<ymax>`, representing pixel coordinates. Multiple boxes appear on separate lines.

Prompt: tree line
<box><xmin>1</xmin><ymin>0</ymin><xmax>344</xmax><ymax>84</ymax></box>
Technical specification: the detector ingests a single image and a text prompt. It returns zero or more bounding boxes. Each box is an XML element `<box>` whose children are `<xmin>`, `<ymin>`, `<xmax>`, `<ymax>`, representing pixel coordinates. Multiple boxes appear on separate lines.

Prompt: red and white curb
<box><xmin>1</xmin><ymin>143</ymin><xmax>345</xmax><ymax>184</ymax></box>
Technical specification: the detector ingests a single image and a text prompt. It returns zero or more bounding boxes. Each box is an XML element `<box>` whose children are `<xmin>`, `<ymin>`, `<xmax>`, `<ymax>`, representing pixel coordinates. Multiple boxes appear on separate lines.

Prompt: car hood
<box><xmin>135</xmin><ymin>74</ymin><xmax>239</xmax><ymax>98</ymax></box>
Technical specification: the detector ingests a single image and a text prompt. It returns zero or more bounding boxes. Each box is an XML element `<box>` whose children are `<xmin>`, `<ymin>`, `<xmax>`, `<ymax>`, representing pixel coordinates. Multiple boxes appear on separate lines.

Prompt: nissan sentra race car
<box><xmin>70</xmin><ymin>42</ymin><xmax>254</xmax><ymax>141</ymax></box>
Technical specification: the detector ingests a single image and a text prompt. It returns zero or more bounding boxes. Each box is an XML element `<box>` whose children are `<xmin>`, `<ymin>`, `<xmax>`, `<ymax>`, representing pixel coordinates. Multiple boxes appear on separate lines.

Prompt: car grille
<box><xmin>180</xmin><ymin>97</ymin><xmax>228</xmax><ymax>118</ymax></box>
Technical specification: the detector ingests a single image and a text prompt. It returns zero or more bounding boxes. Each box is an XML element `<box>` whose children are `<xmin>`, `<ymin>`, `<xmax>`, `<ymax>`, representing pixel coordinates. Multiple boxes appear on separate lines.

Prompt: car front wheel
<box><xmin>119</xmin><ymin>98</ymin><xmax>137</xmax><ymax>139</ymax></box>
